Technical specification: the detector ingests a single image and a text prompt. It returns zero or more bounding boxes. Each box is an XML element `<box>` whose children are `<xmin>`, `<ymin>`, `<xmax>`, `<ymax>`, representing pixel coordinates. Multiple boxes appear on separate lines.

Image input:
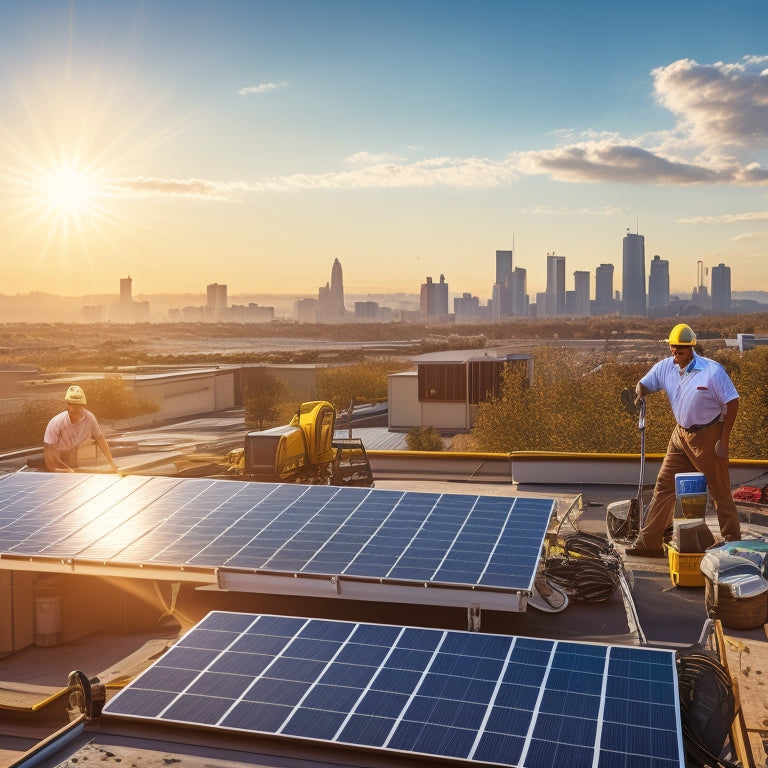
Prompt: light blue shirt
<box><xmin>639</xmin><ymin>352</ymin><xmax>738</xmax><ymax>428</ymax></box>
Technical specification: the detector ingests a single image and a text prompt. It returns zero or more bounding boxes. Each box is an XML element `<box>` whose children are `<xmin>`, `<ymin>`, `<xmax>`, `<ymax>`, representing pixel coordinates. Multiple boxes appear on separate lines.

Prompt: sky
<box><xmin>1</xmin><ymin>0</ymin><xmax>767</xmax><ymax>302</ymax></box>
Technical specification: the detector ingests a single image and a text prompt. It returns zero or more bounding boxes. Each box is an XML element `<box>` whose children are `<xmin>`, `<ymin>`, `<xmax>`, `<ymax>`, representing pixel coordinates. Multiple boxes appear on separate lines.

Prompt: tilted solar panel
<box><xmin>102</xmin><ymin>611</ymin><xmax>684</xmax><ymax>768</ymax></box>
<box><xmin>0</xmin><ymin>473</ymin><xmax>555</xmax><ymax>605</ymax></box>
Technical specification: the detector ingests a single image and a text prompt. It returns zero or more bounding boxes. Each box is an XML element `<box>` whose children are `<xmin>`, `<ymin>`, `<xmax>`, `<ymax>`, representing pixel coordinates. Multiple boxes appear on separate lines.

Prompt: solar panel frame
<box><xmin>0</xmin><ymin>472</ymin><xmax>556</xmax><ymax>610</ymax></box>
<box><xmin>103</xmin><ymin>611</ymin><xmax>686</xmax><ymax>768</ymax></box>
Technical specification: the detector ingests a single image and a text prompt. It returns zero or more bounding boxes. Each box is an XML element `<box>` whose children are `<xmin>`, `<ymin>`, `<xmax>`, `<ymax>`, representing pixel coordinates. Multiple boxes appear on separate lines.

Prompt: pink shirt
<box><xmin>44</xmin><ymin>409</ymin><xmax>103</xmax><ymax>451</ymax></box>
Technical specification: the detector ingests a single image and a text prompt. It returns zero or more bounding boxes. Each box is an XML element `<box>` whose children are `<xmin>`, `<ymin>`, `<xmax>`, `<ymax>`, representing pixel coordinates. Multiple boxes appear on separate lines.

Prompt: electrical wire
<box><xmin>544</xmin><ymin>533</ymin><xmax>622</xmax><ymax>603</ymax></box>
<box><xmin>676</xmin><ymin>648</ymin><xmax>740</xmax><ymax>768</ymax></box>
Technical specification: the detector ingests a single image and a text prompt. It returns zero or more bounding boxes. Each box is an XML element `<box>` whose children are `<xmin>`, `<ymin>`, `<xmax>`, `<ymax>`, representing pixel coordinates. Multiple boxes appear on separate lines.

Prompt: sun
<box><xmin>41</xmin><ymin>163</ymin><xmax>101</xmax><ymax>218</ymax></box>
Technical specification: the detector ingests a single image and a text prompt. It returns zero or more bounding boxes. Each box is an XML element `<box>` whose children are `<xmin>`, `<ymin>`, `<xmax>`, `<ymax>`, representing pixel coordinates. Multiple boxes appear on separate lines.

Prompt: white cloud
<box><xmin>677</xmin><ymin>210</ymin><xmax>768</xmax><ymax>224</ymax></box>
<box><xmin>104</xmin><ymin>57</ymin><xmax>768</xmax><ymax>201</ymax></box>
<box><xmin>345</xmin><ymin>151</ymin><xmax>408</xmax><ymax>165</ymax></box>
<box><xmin>652</xmin><ymin>56</ymin><xmax>768</xmax><ymax>148</ymax></box>
<box><xmin>105</xmin><ymin>177</ymin><xmax>249</xmax><ymax>200</ymax></box>
<box><xmin>238</xmin><ymin>81</ymin><xmax>287</xmax><ymax>96</ymax></box>
<box><xmin>518</xmin><ymin>204</ymin><xmax>626</xmax><ymax>216</ymax></box>
<box><xmin>730</xmin><ymin>230</ymin><xmax>768</xmax><ymax>241</ymax></box>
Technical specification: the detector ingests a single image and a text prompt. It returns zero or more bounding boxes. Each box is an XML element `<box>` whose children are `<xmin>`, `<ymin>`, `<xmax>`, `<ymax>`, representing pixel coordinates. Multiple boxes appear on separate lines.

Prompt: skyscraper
<box><xmin>622</xmin><ymin>232</ymin><xmax>646</xmax><ymax>316</ymax></box>
<box><xmin>573</xmin><ymin>271</ymin><xmax>590</xmax><ymax>316</ymax></box>
<box><xmin>330</xmin><ymin>258</ymin><xmax>345</xmax><ymax>319</ymax></box>
<box><xmin>711</xmin><ymin>263</ymin><xmax>732</xmax><ymax>314</ymax></box>
<box><xmin>545</xmin><ymin>253</ymin><xmax>566</xmax><ymax>316</ymax></box>
<box><xmin>495</xmin><ymin>250</ymin><xmax>513</xmax><ymax>286</ymax></box>
<box><xmin>206</xmin><ymin>283</ymin><xmax>227</xmax><ymax>320</ymax></box>
<box><xmin>420</xmin><ymin>275</ymin><xmax>449</xmax><ymax>317</ymax></box>
<box><xmin>648</xmin><ymin>255</ymin><xmax>670</xmax><ymax>313</ymax></box>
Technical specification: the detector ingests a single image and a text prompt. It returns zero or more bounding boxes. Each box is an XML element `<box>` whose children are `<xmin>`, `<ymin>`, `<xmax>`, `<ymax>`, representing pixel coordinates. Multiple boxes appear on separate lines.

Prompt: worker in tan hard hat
<box><xmin>43</xmin><ymin>385</ymin><xmax>118</xmax><ymax>473</ymax></box>
<box><xmin>626</xmin><ymin>323</ymin><xmax>740</xmax><ymax>557</ymax></box>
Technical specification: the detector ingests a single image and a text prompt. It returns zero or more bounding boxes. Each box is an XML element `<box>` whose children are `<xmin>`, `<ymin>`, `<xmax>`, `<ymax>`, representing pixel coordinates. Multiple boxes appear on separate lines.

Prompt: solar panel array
<box><xmin>0</xmin><ymin>472</ymin><xmax>554</xmax><ymax>592</ymax></box>
<box><xmin>103</xmin><ymin>611</ymin><xmax>684</xmax><ymax>768</ymax></box>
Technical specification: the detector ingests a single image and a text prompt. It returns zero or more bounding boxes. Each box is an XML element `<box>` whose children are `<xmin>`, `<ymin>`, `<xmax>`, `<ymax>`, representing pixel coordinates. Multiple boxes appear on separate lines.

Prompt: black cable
<box><xmin>676</xmin><ymin>648</ymin><xmax>740</xmax><ymax>768</ymax></box>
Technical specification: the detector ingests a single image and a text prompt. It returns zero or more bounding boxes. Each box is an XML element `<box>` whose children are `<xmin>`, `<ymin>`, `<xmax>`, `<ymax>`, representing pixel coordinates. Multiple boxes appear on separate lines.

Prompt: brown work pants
<box><xmin>639</xmin><ymin>421</ymin><xmax>741</xmax><ymax>548</ymax></box>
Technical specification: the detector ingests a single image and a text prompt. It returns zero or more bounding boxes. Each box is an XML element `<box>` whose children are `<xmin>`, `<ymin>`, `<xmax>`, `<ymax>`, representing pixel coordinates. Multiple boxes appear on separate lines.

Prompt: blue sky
<box><xmin>1</xmin><ymin>0</ymin><xmax>767</xmax><ymax>301</ymax></box>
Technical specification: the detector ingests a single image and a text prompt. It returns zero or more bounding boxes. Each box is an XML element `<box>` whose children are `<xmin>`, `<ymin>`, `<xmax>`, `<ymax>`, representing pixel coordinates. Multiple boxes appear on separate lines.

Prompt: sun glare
<box><xmin>42</xmin><ymin>165</ymin><xmax>99</xmax><ymax>217</ymax></box>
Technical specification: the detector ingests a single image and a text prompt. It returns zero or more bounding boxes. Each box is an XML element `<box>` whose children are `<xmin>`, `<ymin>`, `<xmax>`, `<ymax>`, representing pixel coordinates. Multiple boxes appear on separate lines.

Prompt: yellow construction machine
<box><xmin>227</xmin><ymin>401</ymin><xmax>374</xmax><ymax>487</ymax></box>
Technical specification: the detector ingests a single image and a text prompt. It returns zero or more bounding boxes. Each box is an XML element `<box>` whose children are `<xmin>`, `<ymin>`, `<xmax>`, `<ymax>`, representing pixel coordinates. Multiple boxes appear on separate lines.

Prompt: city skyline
<box><xmin>1</xmin><ymin>1</ymin><xmax>767</xmax><ymax>299</ymax></box>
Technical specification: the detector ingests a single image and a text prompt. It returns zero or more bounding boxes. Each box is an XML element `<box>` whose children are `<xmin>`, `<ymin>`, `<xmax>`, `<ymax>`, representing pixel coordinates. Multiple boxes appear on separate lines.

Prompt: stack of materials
<box><xmin>665</xmin><ymin>473</ymin><xmax>711</xmax><ymax>587</ymax></box>
<box><xmin>700</xmin><ymin>541</ymin><xmax>768</xmax><ymax>629</ymax></box>
<box><xmin>675</xmin><ymin>471</ymin><xmax>708</xmax><ymax>518</ymax></box>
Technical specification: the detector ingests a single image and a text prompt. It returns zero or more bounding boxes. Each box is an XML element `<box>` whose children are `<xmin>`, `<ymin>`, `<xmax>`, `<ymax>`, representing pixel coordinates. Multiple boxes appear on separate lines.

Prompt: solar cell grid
<box><xmin>0</xmin><ymin>473</ymin><xmax>555</xmax><ymax>602</ymax></box>
<box><xmin>103</xmin><ymin>612</ymin><xmax>684</xmax><ymax>768</ymax></box>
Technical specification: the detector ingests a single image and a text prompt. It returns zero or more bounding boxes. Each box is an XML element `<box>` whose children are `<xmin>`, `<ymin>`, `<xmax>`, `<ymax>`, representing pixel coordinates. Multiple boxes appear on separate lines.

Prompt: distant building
<box><xmin>545</xmin><ymin>253</ymin><xmax>566</xmax><ymax>316</ymax></box>
<box><xmin>420</xmin><ymin>275</ymin><xmax>449</xmax><ymax>317</ymax></box>
<box><xmin>573</xmin><ymin>270</ymin><xmax>590</xmax><ymax>316</ymax></box>
<box><xmin>711</xmin><ymin>263</ymin><xmax>732</xmax><ymax>314</ymax></box>
<box><xmin>295</xmin><ymin>298</ymin><xmax>318</xmax><ymax>323</ymax></box>
<box><xmin>111</xmin><ymin>275</ymin><xmax>150</xmax><ymax>323</ymax></box>
<box><xmin>648</xmin><ymin>255</ymin><xmax>670</xmax><ymax>313</ymax></box>
<box><xmin>593</xmin><ymin>263</ymin><xmax>615</xmax><ymax>315</ymax></box>
<box><xmin>622</xmin><ymin>232</ymin><xmax>646</xmax><ymax>316</ymax></box>
<box><xmin>206</xmin><ymin>283</ymin><xmax>227</xmax><ymax>320</ymax></box>
<box><xmin>354</xmin><ymin>301</ymin><xmax>379</xmax><ymax>322</ymax></box>
<box><xmin>495</xmin><ymin>250</ymin><xmax>513</xmax><ymax>286</ymax></box>
<box><xmin>317</xmin><ymin>259</ymin><xmax>346</xmax><ymax>322</ymax></box>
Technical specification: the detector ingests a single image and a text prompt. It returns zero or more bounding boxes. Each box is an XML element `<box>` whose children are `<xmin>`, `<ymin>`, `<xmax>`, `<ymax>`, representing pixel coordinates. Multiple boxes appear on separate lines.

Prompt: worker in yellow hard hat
<box><xmin>626</xmin><ymin>323</ymin><xmax>740</xmax><ymax>557</ymax></box>
<box><xmin>43</xmin><ymin>385</ymin><xmax>118</xmax><ymax>473</ymax></box>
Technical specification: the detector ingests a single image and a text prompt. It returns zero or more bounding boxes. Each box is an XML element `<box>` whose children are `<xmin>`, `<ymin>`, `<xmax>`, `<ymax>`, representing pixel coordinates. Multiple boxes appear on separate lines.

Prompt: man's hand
<box><xmin>715</xmin><ymin>440</ymin><xmax>729</xmax><ymax>458</ymax></box>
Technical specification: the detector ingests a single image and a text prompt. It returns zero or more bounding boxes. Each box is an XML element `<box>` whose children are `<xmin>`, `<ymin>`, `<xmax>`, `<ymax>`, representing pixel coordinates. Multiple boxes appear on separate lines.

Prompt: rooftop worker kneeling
<box><xmin>43</xmin><ymin>385</ymin><xmax>118</xmax><ymax>473</ymax></box>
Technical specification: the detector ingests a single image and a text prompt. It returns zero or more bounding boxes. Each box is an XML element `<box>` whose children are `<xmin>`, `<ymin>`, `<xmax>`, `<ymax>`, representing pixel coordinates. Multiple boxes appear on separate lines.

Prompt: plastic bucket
<box><xmin>675</xmin><ymin>472</ymin><xmax>707</xmax><ymax>496</ymax></box>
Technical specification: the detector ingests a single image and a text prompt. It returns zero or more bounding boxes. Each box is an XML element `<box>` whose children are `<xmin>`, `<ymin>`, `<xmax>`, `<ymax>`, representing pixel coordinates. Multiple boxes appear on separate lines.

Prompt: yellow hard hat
<box><xmin>666</xmin><ymin>323</ymin><xmax>697</xmax><ymax>346</ymax></box>
<box><xmin>64</xmin><ymin>385</ymin><xmax>87</xmax><ymax>405</ymax></box>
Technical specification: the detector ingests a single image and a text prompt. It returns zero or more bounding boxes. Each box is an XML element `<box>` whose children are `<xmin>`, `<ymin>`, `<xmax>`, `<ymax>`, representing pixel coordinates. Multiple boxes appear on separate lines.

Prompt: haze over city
<box><xmin>1</xmin><ymin>0</ymin><xmax>767</xmax><ymax>302</ymax></box>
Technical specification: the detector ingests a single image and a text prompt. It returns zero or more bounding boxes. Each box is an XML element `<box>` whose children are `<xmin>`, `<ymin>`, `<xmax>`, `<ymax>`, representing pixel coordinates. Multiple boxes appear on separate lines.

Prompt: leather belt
<box><xmin>680</xmin><ymin>415</ymin><xmax>721</xmax><ymax>432</ymax></box>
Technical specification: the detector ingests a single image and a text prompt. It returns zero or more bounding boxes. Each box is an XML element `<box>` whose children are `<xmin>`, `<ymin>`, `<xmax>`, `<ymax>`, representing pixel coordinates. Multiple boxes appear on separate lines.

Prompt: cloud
<box><xmin>345</xmin><ymin>151</ymin><xmax>408</xmax><ymax>165</ymax></box>
<box><xmin>518</xmin><ymin>204</ymin><xmax>626</xmax><ymax>216</ymax></box>
<box><xmin>652</xmin><ymin>56</ymin><xmax>768</xmax><ymax>147</ymax></box>
<box><xmin>244</xmin><ymin>156</ymin><xmax>520</xmax><ymax>191</ymax></box>
<box><xmin>104</xmin><ymin>177</ymin><xmax>248</xmax><ymax>200</ymax></box>
<box><xmin>238</xmin><ymin>81</ymin><xmax>287</xmax><ymax>96</ymax></box>
<box><xmin>101</xmin><ymin>57</ymin><xmax>768</xmax><ymax>201</ymax></box>
<box><xmin>677</xmin><ymin>210</ymin><xmax>768</xmax><ymax>224</ymax></box>
<box><xmin>730</xmin><ymin>230</ymin><xmax>768</xmax><ymax>241</ymax></box>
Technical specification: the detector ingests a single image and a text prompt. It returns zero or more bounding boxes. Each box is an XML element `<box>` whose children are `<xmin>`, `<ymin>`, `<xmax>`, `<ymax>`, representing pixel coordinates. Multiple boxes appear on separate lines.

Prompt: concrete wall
<box><xmin>388</xmin><ymin>372</ymin><xmax>420</xmax><ymax>430</ymax></box>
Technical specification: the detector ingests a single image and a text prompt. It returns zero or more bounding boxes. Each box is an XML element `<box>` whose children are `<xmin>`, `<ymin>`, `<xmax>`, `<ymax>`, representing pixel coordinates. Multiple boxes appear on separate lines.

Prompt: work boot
<box><xmin>625</xmin><ymin>537</ymin><xmax>665</xmax><ymax>558</ymax></box>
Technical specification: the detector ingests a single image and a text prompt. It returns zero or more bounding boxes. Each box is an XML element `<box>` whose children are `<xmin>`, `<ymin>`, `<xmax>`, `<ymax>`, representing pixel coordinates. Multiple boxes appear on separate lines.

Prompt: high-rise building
<box><xmin>420</xmin><ymin>275</ymin><xmax>449</xmax><ymax>317</ymax></box>
<box><xmin>330</xmin><ymin>258</ymin><xmax>345</xmax><ymax>319</ymax></box>
<box><xmin>206</xmin><ymin>283</ymin><xmax>227</xmax><ymax>320</ymax></box>
<box><xmin>711</xmin><ymin>263</ymin><xmax>732</xmax><ymax>314</ymax></box>
<box><xmin>573</xmin><ymin>271</ymin><xmax>590</xmax><ymax>316</ymax></box>
<box><xmin>545</xmin><ymin>253</ymin><xmax>566</xmax><ymax>316</ymax></box>
<box><xmin>622</xmin><ymin>232</ymin><xmax>646</xmax><ymax>316</ymax></box>
<box><xmin>120</xmin><ymin>277</ymin><xmax>132</xmax><ymax>305</ymax></box>
<box><xmin>594</xmin><ymin>264</ymin><xmax>614</xmax><ymax>310</ymax></box>
<box><xmin>508</xmin><ymin>267</ymin><xmax>528</xmax><ymax>316</ymax></box>
<box><xmin>495</xmin><ymin>250</ymin><xmax>513</xmax><ymax>286</ymax></box>
<box><xmin>648</xmin><ymin>255</ymin><xmax>670</xmax><ymax>313</ymax></box>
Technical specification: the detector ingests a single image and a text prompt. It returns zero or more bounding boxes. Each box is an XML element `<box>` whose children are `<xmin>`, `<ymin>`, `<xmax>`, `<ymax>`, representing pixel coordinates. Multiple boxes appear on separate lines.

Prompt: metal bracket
<box><xmin>467</xmin><ymin>603</ymin><xmax>481</xmax><ymax>632</ymax></box>
<box><xmin>330</xmin><ymin>575</ymin><xmax>341</xmax><ymax>594</ymax></box>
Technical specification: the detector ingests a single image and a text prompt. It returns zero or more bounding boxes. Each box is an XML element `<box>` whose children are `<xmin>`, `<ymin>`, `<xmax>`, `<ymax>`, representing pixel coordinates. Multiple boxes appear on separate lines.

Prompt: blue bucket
<box><xmin>675</xmin><ymin>472</ymin><xmax>707</xmax><ymax>496</ymax></box>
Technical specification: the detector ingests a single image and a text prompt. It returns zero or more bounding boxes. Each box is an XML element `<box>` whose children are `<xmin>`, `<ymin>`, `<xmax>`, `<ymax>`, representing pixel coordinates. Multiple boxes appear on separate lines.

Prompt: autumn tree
<box><xmin>242</xmin><ymin>370</ymin><xmax>291</xmax><ymax>430</ymax></box>
<box><xmin>315</xmin><ymin>359</ymin><xmax>405</xmax><ymax>411</ymax></box>
<box><xmin>406</xmin><ymin>426</ymin><xmax>445</xmax><ymax>451</ymax></box>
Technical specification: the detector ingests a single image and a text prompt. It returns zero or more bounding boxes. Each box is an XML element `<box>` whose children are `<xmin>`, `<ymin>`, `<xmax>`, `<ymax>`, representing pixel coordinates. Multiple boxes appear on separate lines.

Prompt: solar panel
<box><xmin>0</xmin><ymin>472</ymin><xmax>555</xmax><ymax>609</ymax></box>
<box><xmin>103</xmin><ymin>611</ymin><xmax>684</xmax><ymax>768</ymax></box>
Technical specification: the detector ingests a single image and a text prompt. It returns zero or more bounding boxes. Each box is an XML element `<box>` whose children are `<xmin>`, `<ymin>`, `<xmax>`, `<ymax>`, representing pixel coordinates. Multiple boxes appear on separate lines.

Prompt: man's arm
<box><xmin>43</xmin><ymin>443</ymin><xmax>71</xmax><ymax>472</ymax></box>
<box><xmin>95</xmin><ymin>435</ymin><xmax>118</xmax><ymax>472</ymax></box>
<box><xmin>715</xmin><ymin>397</ymin><xmax>738</xmax><ymax>458</ymax></box>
